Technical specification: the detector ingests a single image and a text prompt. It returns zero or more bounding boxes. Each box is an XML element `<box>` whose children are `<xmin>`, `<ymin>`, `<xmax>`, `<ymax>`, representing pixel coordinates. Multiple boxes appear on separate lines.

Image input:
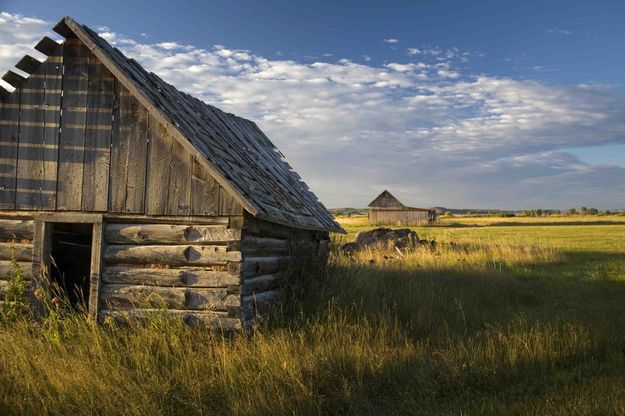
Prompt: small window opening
<box><xmin>49</xmin><ymin>223</ymin><xmax>93</xmax><ymax>312</ymax></box>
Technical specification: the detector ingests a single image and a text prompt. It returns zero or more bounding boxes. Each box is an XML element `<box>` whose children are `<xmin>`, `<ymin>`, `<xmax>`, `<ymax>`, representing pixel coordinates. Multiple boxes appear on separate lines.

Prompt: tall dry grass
<box><xmin>0</xmin><ymin>226</ymin><xmax>624</xmax><ymax>415</ymax></box>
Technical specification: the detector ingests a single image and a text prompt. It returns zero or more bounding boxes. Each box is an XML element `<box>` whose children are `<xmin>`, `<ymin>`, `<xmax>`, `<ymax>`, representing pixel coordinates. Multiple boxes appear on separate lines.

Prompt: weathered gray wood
<box><xmin>0</xmin><ymin>260</ymin><xmax>33</xmax><ymax>280</ymax></box>
<box><xmin>145</xmin><ymin>120</ymin><xmax>169</xmax><ymax>215</ymax></box>
<box><xmin>15</xmin><ymin>53</ymin><xmax>50</xmax><ymax>210</ymax></box>
<box><xmin>241</xmin><ymin>273</ymin><xmax>281</xmax><ymax>296</ymax></box>
<box><xmin>103</xmin><ymin>244</ymin><xmax>241</xmax><ymax>266</ymax></box>
<box><xmin>145</xmin><ymin>121</ymin><xmax>193</xmax><ymax>215</ymax></box>
<box><xmin>240</xmin><ymin>256</ymin><xmax>289</xmax><ymax>278</ymax></box>
<box><xmin>0</xmin><ymin>242</ymin><xmax>33</xmax><ymax>262</ymax></box>
<box><xmin>0</xmin><ymin>219</ymin><xmax>34</xmax><ymax>241</ymax></box>
<box><xmin>40</xmin><ymin>45</ymin><xmax>63</xmax><ymax>209</ymax></box>
<box><xmin>100</xmin><ymin>284</ymin><xmax>239</xmax><ymax>311</ymax></box>
<box><xmin>57</xmin><ymin>40</ymin><xmax>88</xmax><ymax>210</ymax></box>
<box><xmin>240</xmin><ymin>237</ymin><xmax>289</xmax><ymax>254</ymax></box>
<box><xmin>186</xmin><ymin>287</ymin><xmax>240</xmax><ymax>310</ymax></box>
<box><xmin>244</xmin><ymin>216</ymin><xmax>293</xmax><ymax>239</ymax></box>
<box><xmin>52</xmin><ymin>18</ymin><xmax>75</xmax><ymax>38</ymax></box>
<box><xmin>103</xmin><ymin>213</ymin><xmax>230</xmax><ymax>225</ymax></box>
<box><xmin>15</xmin><ymin>55</ymin><xmax>42</xmax><ymax>74</ymax></box>
<box><xmin>81</xmin><ymin>52</ymin><xmax>113</xmax><ymax>211</ymax></box>
<box><xmin>2</xmin><ymin>71</ymin><xmax>27</xmax><ymax>89</ymax></box>
<box><xmin>167</xmin><ymin>137</ymin><xmax>192</xmax><ymax>215</ymax></box>
<box><xmin>0</xmin><ymin>87</ymin><xmax>20</xmax><ymax>208</ymax></box>
<box><xmin>34</xmin><ymin>37</ymin><xmax>61</xmax><ymax>56</ymax></box>
<box><xmin>191</xmin><ymin>158</ymin><xmax>219</xmax><ymax>215</ymax></box>
<box><xmin>104</xmin><ymin>223</ymin><xmax>239</xmax><ymax>244</ymax></box>
<box><xmin>110</xmin><ymin>84</ymin><xmax>148</xmax><ymax>213</ymax></box>
<box><xmin>101</xmin><ymin>266</ymin><xmax>239</xmax><ymax>287</ymax></box>
<box><xmin>241</xmin><ymin>289</ymin><xmax>279</xmax><ymax>318</ymax></box>
<box><xmin>219</xmin><ymin>186</ymin><xmax>244</xmax><ymax>215</ymax></box>
<box><xmin>88</xmin><ymin>220</ymin><xmax>104</xmax><ymax>320</ymax></box>
<box><xmin>99</xmin><ymin>308</ymin><xmax>241</xmax><ymax>329</ymax></box>
<box><xmin>124</xmin><ymin>94</ymin><xmax>148</xmax><ymax>212</ymax></box>
<box><xmin>101</xmin><ymin>283</ymin><xmax>185</xmax><ymax>308</ymax></box>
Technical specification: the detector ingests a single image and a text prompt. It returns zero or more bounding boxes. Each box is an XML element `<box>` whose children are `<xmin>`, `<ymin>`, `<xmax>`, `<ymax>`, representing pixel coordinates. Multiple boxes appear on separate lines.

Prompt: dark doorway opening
<box><xmin>49</xmin><ymin>223</ymin><xmax>93</xmax><ymax>312</ymax></box>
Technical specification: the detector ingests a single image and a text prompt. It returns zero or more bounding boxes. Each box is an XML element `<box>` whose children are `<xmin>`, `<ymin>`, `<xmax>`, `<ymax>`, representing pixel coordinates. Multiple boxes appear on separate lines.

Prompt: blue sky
<box><xmin>0</xmin><ymin>0</ymin><xmax>624</xmax><ymax>209</ymax></box>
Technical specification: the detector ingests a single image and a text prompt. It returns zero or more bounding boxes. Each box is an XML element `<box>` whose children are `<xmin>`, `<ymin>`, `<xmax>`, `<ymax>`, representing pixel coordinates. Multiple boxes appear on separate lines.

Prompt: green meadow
<box><xmin>1</xmin><ymin>216</ymin><xmax>625</xmax><ymax>415</ymax></box>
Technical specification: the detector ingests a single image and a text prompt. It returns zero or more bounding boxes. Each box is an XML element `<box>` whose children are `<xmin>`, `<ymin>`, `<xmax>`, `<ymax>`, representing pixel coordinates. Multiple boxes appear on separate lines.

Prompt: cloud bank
<box><xmin>1</xmin><ymin>12</ymin><xmax>624</xmax><ymax>209</ymax></box>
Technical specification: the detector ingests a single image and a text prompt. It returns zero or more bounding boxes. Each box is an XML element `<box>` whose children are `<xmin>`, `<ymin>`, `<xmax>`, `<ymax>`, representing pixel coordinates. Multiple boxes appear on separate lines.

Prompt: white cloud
<box><xmin>383</xmin><ymin>38</ymin><xmax>399</xmax><ymax>44</ymax></box>
<box><xmin>0</xmin><ymin>13</ymin><xmax>623</xmax><ymax>209</ymax></box>
<box><xmin>0</xmin><ymin>12</ymin><xmax>53</xmax><ymax>90</ymax></box>
<box><xmin>547</xmin><ymin>29</ymin><xmax>572</xmax><ymax>35</ymax></box>
<box><xmin>407</xmin><ymin>48</ymin><xmax>421</xmax><ymax>55</ymax></box>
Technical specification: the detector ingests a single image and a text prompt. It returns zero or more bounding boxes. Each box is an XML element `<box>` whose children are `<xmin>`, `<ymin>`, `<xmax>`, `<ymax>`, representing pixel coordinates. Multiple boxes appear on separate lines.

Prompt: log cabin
<box><xmin>368</xmin><ymin>190</ymin><xmax>436</xmax><ymax>225</ymax></box>
<box><xmin>0</xmin><ymin>16</ymin><xmax>344</xmax><ymax>329</ymax></box>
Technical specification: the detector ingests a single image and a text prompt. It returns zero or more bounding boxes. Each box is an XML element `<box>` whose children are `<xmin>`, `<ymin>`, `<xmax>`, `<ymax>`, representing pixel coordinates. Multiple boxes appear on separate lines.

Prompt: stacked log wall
<box><xmin>0</xmin><ymin>217</ymin><xmax>35</xmax><ymax>303</ymax></box>
<box><xmin>99</xmin><ymin>217</ymin><xmax>243</xmax><ymax>329</ymax></box>
<box><xmin>240</xmin><ymin>214</ymin><xmax>329</xmax><ymax>327</ymax></box>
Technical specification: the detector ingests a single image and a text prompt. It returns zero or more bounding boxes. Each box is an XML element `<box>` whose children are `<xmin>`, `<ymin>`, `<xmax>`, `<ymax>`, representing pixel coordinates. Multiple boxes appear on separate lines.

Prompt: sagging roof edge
<box><xmin>56</xmin><ymin>16</ymin><xmax>345</xmax><ymax>234</ymax></box>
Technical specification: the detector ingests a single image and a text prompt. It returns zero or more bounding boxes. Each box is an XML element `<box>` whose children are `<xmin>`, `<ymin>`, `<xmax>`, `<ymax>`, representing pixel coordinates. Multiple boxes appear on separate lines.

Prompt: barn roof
<box><xmin>23</xmin><ymin>16</ymin><xmax>343</xmax><ymax>233</ymax></box>
<box><xmin>368</xmin><ymin>190</ymin><xmax>405</xmax><ymax>208</ymax></box>
<box><xmin>368</xmin><ymin>190</ymin><xmax>433</xmax><ymax>211</ymax></box>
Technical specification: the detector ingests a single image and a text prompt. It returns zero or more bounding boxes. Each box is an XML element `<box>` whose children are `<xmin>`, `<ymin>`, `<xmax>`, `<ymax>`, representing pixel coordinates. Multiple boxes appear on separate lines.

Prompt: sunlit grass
<box><xmin>1</xmin><ymin>217</ymin><xmax>625</xmax><ymax>414</ymax></box>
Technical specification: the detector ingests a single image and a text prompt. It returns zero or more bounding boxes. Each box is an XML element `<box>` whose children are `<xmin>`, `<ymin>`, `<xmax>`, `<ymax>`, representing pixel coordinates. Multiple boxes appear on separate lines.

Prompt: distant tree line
<box><xmin>523</xmin><ymin>207</ymin><xmax>620</xmax><ymax>217</ymax></box>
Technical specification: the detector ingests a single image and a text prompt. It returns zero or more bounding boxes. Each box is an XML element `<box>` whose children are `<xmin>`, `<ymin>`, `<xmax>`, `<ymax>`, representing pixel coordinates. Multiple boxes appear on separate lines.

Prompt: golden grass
<box><xmin>1</xmin><ymin>217</ymin><xmax>625</xmax><ymax>414</ymax></box>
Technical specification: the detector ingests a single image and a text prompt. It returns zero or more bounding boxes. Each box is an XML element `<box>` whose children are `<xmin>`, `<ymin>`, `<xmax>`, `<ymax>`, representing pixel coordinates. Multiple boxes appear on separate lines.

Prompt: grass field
<box><xmin>1</xmin><ymin>216</ymin><xmax>625</xmax><ymax>415</ymax></box>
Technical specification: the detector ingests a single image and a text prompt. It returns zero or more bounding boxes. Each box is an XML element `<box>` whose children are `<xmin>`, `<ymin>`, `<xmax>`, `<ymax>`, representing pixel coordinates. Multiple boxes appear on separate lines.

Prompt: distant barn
<box><xmin>0</xmin><ymin>16</ymin><xmax>344</xmax><ymax>329</ymax></box>
<box><xmin>368</xmin><ymin>190</ymin><xmax>436</xmax><ymax>225</ymax></box>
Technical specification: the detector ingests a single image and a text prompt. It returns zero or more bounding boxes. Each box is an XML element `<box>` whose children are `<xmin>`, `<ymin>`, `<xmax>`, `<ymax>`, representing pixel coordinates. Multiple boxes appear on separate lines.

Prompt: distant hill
<box><xmin>329</xmin><ymin>207</ymin><xmax>517</xmax><ymax>216</ymax></box>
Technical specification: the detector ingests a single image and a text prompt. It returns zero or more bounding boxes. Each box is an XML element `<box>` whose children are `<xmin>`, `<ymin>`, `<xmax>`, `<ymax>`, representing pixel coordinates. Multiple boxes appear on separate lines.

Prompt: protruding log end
<box><xmin>1</xmin><ymin>71</ymin><xmax>27</xmax><ymax>89</ymax></box>
<box><xmin>15</xmin><ymin>55</ymin><xmax>42</xmax><ymax>74</ymax></box>
<box><xmin>34</xmin><ymin>36</ymin><xmax>61</xmax><ymax>56</ymax></box>
<box><xmin>53</xmin><ymin>17</ymin><xmax>77</xmax><ymax>38</ymax></box>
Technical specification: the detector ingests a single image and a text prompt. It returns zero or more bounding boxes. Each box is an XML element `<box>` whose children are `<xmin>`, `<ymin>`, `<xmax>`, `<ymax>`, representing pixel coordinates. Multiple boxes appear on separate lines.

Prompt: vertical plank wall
<box><xmin>0</xmin><ymin>38</ymin><xmax>243</xmax><ymax>216</ymax></box>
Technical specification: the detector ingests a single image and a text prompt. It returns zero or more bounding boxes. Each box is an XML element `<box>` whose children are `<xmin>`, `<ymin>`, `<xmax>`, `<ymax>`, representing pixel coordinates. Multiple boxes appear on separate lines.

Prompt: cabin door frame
<box><xmin>33</xmin><ymin>213</ymin><xmax>104</xmax><ymax>320</ymax></box>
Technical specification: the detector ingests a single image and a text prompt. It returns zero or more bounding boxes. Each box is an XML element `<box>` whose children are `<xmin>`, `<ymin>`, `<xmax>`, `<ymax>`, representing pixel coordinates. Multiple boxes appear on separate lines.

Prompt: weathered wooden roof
<box><xmin>368</xmin><ymin>190</ymin><xmax>405</xmax><ymax>208</ymax></box>
<box><xmin>368</xmin><ymin>190</ymin><xmax>433</xmax><ymax>211</ymax></box>
<box><xmin>42</xmin><ymin>17</ymin><xmax>344</xmax><ymax>233</ymax></box>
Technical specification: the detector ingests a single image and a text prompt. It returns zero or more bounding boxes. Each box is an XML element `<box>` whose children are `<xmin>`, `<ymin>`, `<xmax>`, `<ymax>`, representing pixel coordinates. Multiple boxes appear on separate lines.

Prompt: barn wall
<box><xmin>369</xmin><ymin>209</ymin><xmax>434</xmax><ymax>225</ymax></box>
<box><xmin>98</xmin><ymin>216</ymin><xmax>243</xmax><ymax>329</ymax></box>
<box><xmin>0</xmin><ymin>39</ymin><xmax>243</xmax><ymax>217</ymax></box>
<box><xmin>240</xmin><ymin>214</ymin><xmax>329</xmax><ymax>327</ymax></box>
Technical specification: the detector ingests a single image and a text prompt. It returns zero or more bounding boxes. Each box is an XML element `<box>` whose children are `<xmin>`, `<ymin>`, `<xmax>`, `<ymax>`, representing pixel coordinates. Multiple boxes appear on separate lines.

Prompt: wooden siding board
<box><xmin>41</xmin><ymin>46</ymin><xmax>63</xmax><ymax>210</ymax></box>
<box><xmin>15</xmin><ymin>65</ymin><xmax>45</xmax><ymax>210</ymax></box>
<box><xmin>0</xmin><ymin>88</ymin><xmax>20</xmax><ymax>209</ymax></box>
<box><xmin>123</xmin><ymin>94</ymin><xmax>148</xmax><ymax>213</ymax></box>
<box><xmin>191</xmin><ymin>157</ymin><xmax>219</xmax><ymax>215</ymax></box>
<box><xmin>108</xmin><ymin>79</ymin><xmax>125</xmax><ymax>212</ymax></box>
<box><xmin>57</xmin><ymin>41</ymin><xmax>89</xmax><ymax>210</ymax></box>
<box><xmin>219</xmin><ymin>185</ymin><xmax>243</xmax><ymax>215</ymax></box>
<box><xmin>146</xmin><ymin>120</ymin><xmax>193</xmax><ymax>216</ymax></box>
<box><xmin>82</xmin><ymin>53</ymin><xmax>113</xmax><ymax>211</ymax></box>
<box><xmin>15</xmin><ymin>45</ymin><xmax>63</xmax><ymax>211</ymax></box>
<box><xmin>110</xmin><ymin>84</ymin><xmax>148</xmax><ymax>213</ymax></box>
<box><xmin>166</xmin><ymin>137</ymin><xmax>192</xmax><ymax>215</ymax></box>
<box><xmin>145</xmin><ymin>120</ymin><xmax>170</xmax><ymax>215</ymax></box>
